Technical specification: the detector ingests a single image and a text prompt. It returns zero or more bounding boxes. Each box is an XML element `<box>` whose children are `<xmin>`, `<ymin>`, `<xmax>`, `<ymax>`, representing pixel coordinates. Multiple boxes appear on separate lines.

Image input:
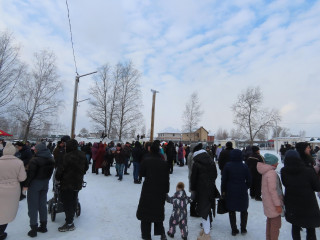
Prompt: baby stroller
<box><xmin>47</xmin><ymin>179</ymin><xmax>86</xmax><ymax>222</ymax></box>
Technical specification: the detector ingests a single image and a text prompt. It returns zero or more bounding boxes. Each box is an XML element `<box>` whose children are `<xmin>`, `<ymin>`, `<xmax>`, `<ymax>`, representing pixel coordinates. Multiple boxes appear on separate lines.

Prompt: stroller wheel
<box><xmin>51</xmin><ymin>206</ymin><xmax>56</xmax><ymax>222</ymax></box>
<box><xmin>76</xmin><ymin>202</ymin><xmax>81</xmax><ymax>217</ymax></box>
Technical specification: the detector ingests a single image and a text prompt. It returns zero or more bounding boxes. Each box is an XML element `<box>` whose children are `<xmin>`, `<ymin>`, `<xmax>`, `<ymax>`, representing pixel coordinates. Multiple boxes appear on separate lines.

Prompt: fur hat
<box><xmin>264</xmin><ymin>153</ymin><xmax>278</xmax><ymax>165</ymax></box>
<box><xmin>3</xmin><ymin>142</ymin><xmax>17</xmax><ymax>156</ymax></box>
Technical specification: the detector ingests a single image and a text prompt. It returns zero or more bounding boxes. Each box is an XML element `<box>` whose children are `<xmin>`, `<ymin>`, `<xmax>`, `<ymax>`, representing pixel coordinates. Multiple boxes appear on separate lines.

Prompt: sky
<box><xmin>0</xmin><ymin>0</ymin><xmax>319</xmax><ymax>138</ymax></box>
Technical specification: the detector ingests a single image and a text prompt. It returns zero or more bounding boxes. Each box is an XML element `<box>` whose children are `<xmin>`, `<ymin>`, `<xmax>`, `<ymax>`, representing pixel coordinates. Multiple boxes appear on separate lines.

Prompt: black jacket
<box><xmin>55</xmin><ymin>140</ymin><xmax>89</xmax><ymax>191</ymax></box>
<box><xmin>166</xmin><ymin>143</ymin><xmax>176</xmax><ymax>162</ymax></box>
<box><xmin>132</xmin><ymin>142</ymin><xmax>143</xmax><ymax>163</ymax></box>
<box><xmin>246</xmin><ymin>152</ymin><xmax>264</xmax><ymax>180</ymax></box>
<box><xmin>281</xmin><ymin>154</ymin><xmax>320</xmax><ymax>228</ymax></box>
<box><xmin>16</xmin><ymin>146</ymin><xmax>33</xmax><ymax>167</ymax></box>
<box><xmin>24</xmin><ymin>148</ymin><xmax>54</xmax><ymax>187</ymax></box>
<box><xmin>136</xmin><ymin>152</ymin><xmax>170</xmax><ymax>222</ymax></box>
<box><xmin>53</xmin><ymin>146</ymin><xmax>65</xmax><ymax>169</ymax></box>
<box><xmin>191</xmin><ymin>149</ymin><xmax>218</xmax><ymax>219</ymax></box>
<box><xmin>218</xmin><ymin>147</ymin><xmax>233</xmax><ymax>172</ymax></box>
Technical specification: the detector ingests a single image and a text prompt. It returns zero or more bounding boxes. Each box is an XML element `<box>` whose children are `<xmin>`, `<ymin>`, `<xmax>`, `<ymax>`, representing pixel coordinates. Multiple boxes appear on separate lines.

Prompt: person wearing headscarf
<box><xmin>136</xmin><ymin>141</ymin><xmax>170</xmax><ymax>240</ymax></box>
<box><xmin>0</xmin><ymin>142</ymin><xmax>26</xmax><ymax>240</ymax></box>
<box><xmin>221</xmin><ymin>149</ymin><xmax>251</xmax><ymax>236</ymax></box>
<box><xmin>281</xmin><ymin>150</ymin><xmax>320</xmax><ymax>240</ymax></box>
<box><xmin>23</xmin><ymin>143</ymin><xmax>55</xmax><ymax>237</ymax></box>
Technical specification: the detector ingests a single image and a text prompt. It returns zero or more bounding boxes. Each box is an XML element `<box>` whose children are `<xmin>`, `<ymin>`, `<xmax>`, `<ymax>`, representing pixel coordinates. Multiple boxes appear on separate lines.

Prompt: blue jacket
<box><xmin>221</xmin><ymin>149</ymin><xmax>251</xmax><ymax>212</ymax></box>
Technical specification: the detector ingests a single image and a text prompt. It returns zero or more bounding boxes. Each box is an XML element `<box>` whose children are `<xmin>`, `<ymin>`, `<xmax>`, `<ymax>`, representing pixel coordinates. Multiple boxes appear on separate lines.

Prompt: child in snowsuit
<box><xmin>166</xmin><ymin>182</ymin><xmax>192</xmax><ymax>240</ymax></box>
<box><xmin>257</xmin><ymin>153</ymin><xmax>283</xmax><ymax>240</ymax></box>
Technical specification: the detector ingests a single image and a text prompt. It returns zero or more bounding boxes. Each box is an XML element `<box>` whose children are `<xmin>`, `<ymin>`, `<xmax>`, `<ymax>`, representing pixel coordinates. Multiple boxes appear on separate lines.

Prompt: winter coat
<box><xmin>281</xmin><ymin>154</ymin><xmax>320</xmax><ymax>228</ymax></box>
<box><xmin>123</xmin><ymin>145</ymin><xmax>131</xmax><ymax>159</ymax></box>
<box><xmin>53</xmin><ymin>146</ymin><xmax>65</xmax><ymax>169</ymax></box>
<box><xmin>0</xmin><ymin>155</ymin><xmax>26</xmax><ymax>224</ymax></box>
<box><xmin>114</xmin><ymin>148</ymin><xmax>126</xmax><ymax>164</ymax></box>
<box><xmin>190</xmin><ymin>149</ymin><xmax>218</xmax><ymax>219</ymax></box>
<box><xmin>166</xmin><ymin>190</ymin><xmax>191</xmax><ymax>222</ymax></box>
<box><xmin>95</xmin><ymin>145</ymin><xmax>106</xmax><ymax>169</ymax></box>
<box><xmin>137</xmin><ymin>152</ymin><xmax>170</xmax><ymax>222</ymax></box>
<box><xmin>24</xmin><ymin>148</ymin><xmax>55</xmax><ymax>187</ymax></box>
<box><xmin>246</xmin><ymin>152</ymin><xmax>264</xmax><ymax>182</ymax></box>
<box><xmin>257</xmin><ymin>162</ymin><xmax>283</xmax><ymax>218</ymax></box>
<box><xmin>187</xmin><ymin>143</ymin><xmax>197</xmax><ymax>192</ymax></box>
<box><xmin>105</xmin><ymin>147</ymin><xmax>115</xmax><ymax>164</ymax></box>
<box><xmin>132</xmin><ymin>142</ymin><xmax>143</xmax><ymax>163</ymax></box>
<box><xmin>91</xmin><ymin>143</ymin><xmax>99</xmax><ymax>161</ymax></box>
<box><xmin>221</xmin><ymin>149</ymin><xmax>251</xmax><ymax>212</ymax></box>
<box><xmin>178</xmin><ymin>145</ymin><xmax>184</xmax><ymax>160</ymax></box>
<box><xmin>215</xmin><ymin>146</ymin><xmax>222</xmax><ymax>160</ymax></box>
<box><xmin>218</xmin><ymin>147</ymin><xmax>234</xmax><ymax>172</ymax></box>
<box><xmin>166</xmin><ymin>143</ymin><xmax>176</xmax><ymax>163</ymax></box>
<box><xmin>16</xmin><ymin>146</ymin><xmax>33</xmax><ymax>167</ymax></box>
<box><xmin>55</xmin><ymin>140</ymin><xmax>89</xmax><ymax>191</ymax></box>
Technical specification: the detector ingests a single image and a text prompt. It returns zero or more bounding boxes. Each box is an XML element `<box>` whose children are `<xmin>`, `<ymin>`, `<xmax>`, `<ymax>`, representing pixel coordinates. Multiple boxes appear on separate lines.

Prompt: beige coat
<box><xmin>0</xmin><ymin>155</ymin><xmax>27</xmax><ymax>224</ymax></box>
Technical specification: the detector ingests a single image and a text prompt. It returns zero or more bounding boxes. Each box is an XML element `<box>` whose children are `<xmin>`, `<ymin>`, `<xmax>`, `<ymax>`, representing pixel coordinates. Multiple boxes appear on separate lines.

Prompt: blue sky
<box><xmin>0</xmin><ymin>0</ymin><xmax>320</xmax><ymax>137</ymax></box>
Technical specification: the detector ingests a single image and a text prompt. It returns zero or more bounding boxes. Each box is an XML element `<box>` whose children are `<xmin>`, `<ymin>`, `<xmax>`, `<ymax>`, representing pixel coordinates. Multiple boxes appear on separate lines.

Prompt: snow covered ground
<box><xmin>6</xmin><ymin>150</ymin><xmax>320</xmax><ymax>239</ymax></box>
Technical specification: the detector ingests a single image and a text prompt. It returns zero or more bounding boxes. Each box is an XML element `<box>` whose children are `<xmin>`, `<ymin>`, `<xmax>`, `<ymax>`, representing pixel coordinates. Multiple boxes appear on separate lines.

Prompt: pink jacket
<box><xmin>257</xmin><ymin>162</ymin><xmax>283</xmax><ymax>218</ymax></box>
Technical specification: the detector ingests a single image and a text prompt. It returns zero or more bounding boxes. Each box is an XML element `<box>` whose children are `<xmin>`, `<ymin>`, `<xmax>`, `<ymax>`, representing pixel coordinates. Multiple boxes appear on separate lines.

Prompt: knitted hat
<box><xmin>3</xmin><ymin>142</ymin><xmax>17</xmax><ymax>156</ymax></box>
<box><xmin>35</xmin><ymin>142</ymin><xmax>47</xmax><ymax>152</ymax></box>
<box><xmin>264</xmin><ymin>153</ymin><xmax>278</xmax><ymax>165</ymax></box>
<box><xmin>226</xmin><ymin>141</ymin><xmax>233</xmax><ymax>148</ymax></box>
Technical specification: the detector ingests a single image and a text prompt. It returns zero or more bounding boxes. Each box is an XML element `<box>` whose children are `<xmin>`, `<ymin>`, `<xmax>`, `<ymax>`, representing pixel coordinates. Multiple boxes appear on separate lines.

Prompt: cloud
<box><xmin>0</xmin><ymin>0</ymin><xmax>320</xmax><ymax>137</ymax></box>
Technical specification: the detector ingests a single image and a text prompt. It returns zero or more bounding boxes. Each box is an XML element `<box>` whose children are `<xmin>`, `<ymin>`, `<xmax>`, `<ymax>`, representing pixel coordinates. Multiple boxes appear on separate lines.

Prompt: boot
<box><xmin>167</xmin><ymin>231</ymin><xmax>174</xmax><ymax>238</ymax></box>
<box><xmin>37</xmin><ymin>221</ymin><xmax>47</xmax><ymax>233</ymax></box>
<box><xmin>58</xmin><ymin>222</ymin><xmax>75</xmax><ymax>232</ymax></box>
<box><xmin>197</xmin><ymin>233</ymin><xmax>211</xmax><ymax>240</ymax></box>
<box><xmin>161</xmin><ymin>233</ymin><xmax>167</xmax><ymax>240</ymax></box>
<box><xmin>28</xmin><ymin>225</ymin><xmax>38</xmax><ymax>238</ymax></box>
<box><xmin>240</xmin><ymin>211</ymin><xmax>248</xmax><ymax>234</ymax></box>
<box><xmin>229</xmin><ymin>211</ymin><xmax>239</xmax><ymax>236</ymax></box>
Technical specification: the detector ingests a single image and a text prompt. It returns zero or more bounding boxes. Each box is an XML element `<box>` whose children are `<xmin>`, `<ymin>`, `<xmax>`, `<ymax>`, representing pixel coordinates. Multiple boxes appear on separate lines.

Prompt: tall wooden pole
<box><xmin>150</xmin><ymin>89</ymin><xmax>158</xmax><ymax>142</ymax></box>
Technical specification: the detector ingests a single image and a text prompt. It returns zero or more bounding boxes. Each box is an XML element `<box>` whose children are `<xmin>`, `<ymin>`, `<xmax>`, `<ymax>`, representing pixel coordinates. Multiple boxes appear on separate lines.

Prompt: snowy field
<box><xmin>6</xmin><ymin>150</ymin><xmax>320</xmax><ymax>240</ymax></box>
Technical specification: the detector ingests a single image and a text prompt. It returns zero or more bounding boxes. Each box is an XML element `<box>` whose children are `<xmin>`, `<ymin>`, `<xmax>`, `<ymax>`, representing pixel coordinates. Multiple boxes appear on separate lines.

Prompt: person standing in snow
<box><xmin>132</xmin><ymin>141</ymin><xmax>143</xmax><ymax>184</ymax></box>
<box><xmin>23</xmin><ymin>143</ymin><xmax>55</xmax><ymax>237</ymax></box>
<box><xmin>0</xmin><ymin>142</ymin><xmax>27</xmax><ymax>240</ymax></box>
<box><xmin>166</xmin><ymin>182</ymin><xmax>192</xmax><ymax>240</ymax></box>
<box><xmin>215</xmin><ymin>144</ymin><xmax>222</xmax><ymax>162</ymax></box>
<box><xmin>187</xmin><ymin>143</ymin><xmax>199</xmax><ymax>217</ymax></box>
<box><xmin>247</xmin><ymin>146</ymin><xmax>264</xmax><ymax>201</ymax></box>
<box><xmin>190</xmin><ymin>143</ymin><xmax>218</xmax><ymax>240</ymax></box>
<box><xmin>218</xmin><ymin>141</ymin><xmax>234</xmax><ymax>174</ymax></box>
<box><xmin>114</xmin><ymin>143</ymin><xmax>126</xmax><ymax>181</ymax></box>
<box><xmin>178</xmin><ymin>143</ymin><xmax>184</xmax><ymax>167</ymax></box>
<box><xmin>281</xmin><ymin>150</ymin><xmax>320</xmax><ymax>240</ymax></box>
<box><xmin>221</xmin><ymin>149</ymin><xmax>251</xmax><ymax>236</ymax></box>
<box><xmin>91</xmin><ymin>142</ymin><xmax>99</xmax><ymax>173</ymax></box>
<box><xmin>295</xmin><ymin>142</ymin><xmax>315</xmax><ymax>168</ymax></box>
<box><xmin>136</xmin><ymin>141</ymin><xmax>170</xmax><ymax>240</ymax></box>
<box><xmin>94</xmin><ymin>143</ymin><xmax>105</xmax><ymax>175</ymax></box>
<box><xmin>55</xmin><ymin>139</ymin><xmax>88</xmax><ymax>232</ymax></box>
<box><xmin>257</xmin><ymin>153</ymin><xmax>283</xmax><ymax>240</ymax></box>
<box><xmin>123</xmin><ymin>142</ymin><xmax>132</xmax><ymax>175</ymax></box>
<box><xmin>166</xmin><ymin>141</ymin><xmax>176</xmax><ymax>174</ymax></box>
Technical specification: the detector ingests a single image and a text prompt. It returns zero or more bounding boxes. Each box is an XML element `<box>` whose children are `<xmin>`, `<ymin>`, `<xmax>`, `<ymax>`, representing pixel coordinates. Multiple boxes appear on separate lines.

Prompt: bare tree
<box><xmin>182</xmin><ymin>92</ymin><xmax>203</xmax><ymax>142</ymax></box>
<box><xmin>12</xmin><ymin>50</ymin><xmax>62</xmax><ymax>141</ymax></box>
<box><xmin>115</xmin><ymin>61</ymin><xmax>142</xmax><ymax>141</ymax></box>
<box><xmin>215</xmin><ymin>128</ymin><xmax>229</xmax><ymax>140</ymax></box>
<box><xmin>232</xmin><ymin>87</ymin><xmax>280</xmax><ymax>145</ymax></box>
<box><xmin>0</xmin><ymin>31</ymin><xmax>25</xmax><ymax>109</ymax></box>
<box><xmin>88</xmin><ymin>64</ymin><xmax>111</xmax><ymax>134</ymax></box>
<box><xmin>78</xmin><ymin>128</ymin><xmax>89</xmax><ymax>137</ymax></box>
<box><xmin>272</xmin><ymin>126</ymin><xmax>291</xmax><ymax>138</ymax></box>
<box><xmin>230</xmin><ymin>128</ymin><xmax>244</xmax><ymax>140</ymax></box>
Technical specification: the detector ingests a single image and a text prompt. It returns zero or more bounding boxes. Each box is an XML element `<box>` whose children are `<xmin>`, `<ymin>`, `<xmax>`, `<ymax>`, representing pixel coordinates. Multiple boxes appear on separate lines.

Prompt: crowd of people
<box><xmin>0</xmin><ymin>137</ymin><xmax>320</xmax><ymax>240</ymax></box>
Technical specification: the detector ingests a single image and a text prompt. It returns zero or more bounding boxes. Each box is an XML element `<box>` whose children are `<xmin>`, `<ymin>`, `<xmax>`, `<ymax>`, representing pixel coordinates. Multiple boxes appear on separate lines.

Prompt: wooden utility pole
<box><xmin>71</xmin><ymin>71</ymin><xmax>97</xmax><ymax>138</ymax></box>
<box><xmin>150</xmin><ymin>89</ymin><xmax>159</xmax><ymax>142</ymax></box>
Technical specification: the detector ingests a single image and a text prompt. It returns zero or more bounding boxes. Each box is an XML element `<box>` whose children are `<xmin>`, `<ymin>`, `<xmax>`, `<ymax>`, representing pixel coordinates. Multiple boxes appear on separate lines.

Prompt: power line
<box><xmin>65</xmin><ymin>0</ymin><xmax>78</xmax><ymax>75</ymax></box>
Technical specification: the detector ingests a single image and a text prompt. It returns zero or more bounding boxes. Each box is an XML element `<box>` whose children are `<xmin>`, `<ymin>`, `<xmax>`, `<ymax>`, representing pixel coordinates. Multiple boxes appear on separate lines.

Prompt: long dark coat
<box><xmin>221</xmin><ymin>149</ymin><xmax>251</xmax><ymax>212</ymax></box>
<box><xmin>136</xmin><ymin>152</ymin><xmax>170</xmax><ymax>222</ymax></box>
<box><xmin>190</xmin><ymin>149</ymin><xmax>218</xmax><ymax>219</ymax></box>
<box><xmin>218</xmin><ymin>147</ymin><xmax>233</xmax><ymax>172</ymax></box>
<box><xmin>281</xmin><ymin>152</ymin><xmax>320</xmax><ymax>228</ymax></box>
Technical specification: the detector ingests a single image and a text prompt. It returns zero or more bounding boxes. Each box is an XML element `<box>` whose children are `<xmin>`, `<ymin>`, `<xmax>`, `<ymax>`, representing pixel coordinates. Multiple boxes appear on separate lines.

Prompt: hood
<box><xmin>193</xmin><ymin>149</ymin><xmax>212</xmax><ymax>165</ymax></box>
<box><xmin>193</xmin><ymin>149</ymin><xmax>207</xmax><ymax>158</ymax></box>
<box><xmin>230</xmin><ymin>149</ymin><xmax>243</xmax><ymax>162</ymax></box>
<box><xmin>295</xmin><ymin>142</ymin><xmax>309</xmax><ymax>159</ymax></box>
<box><xmin>281</xmin><ymin>150</ymin><xmax>304</xmax><ymax>174</ymax></box>
<box><xmin>174</xmin><ymin>190</ymin><xmax>187</xmax><ymax>199</ymax></box>
<box><xmin>66</xmin><ymin>139</ymin><xmax>78</xmax><ymax>153</ymax></box>
<box><xmin>257</xmin><ymin>162</ymin><xmax>276</xmax><ymax>175</ymax></box>
<box><xmin>135</xmin><ymin>141</ymin><xmax>141</xmax><ymax>148</ymax></box>
<box><xmin>35</xmin><ymin>144</ymin><xmax>52</xmax><ymax>159</ymax></box>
